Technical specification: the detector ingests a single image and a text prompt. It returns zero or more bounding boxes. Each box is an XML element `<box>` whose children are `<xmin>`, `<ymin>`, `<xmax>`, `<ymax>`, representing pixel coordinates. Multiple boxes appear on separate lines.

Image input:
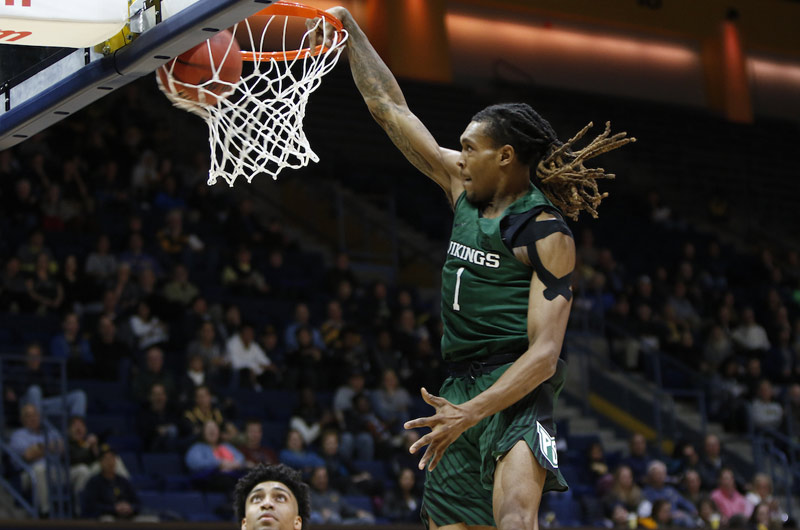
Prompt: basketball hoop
<box><xmin>156</xmin><ymin>1</ymin><xmax>348</xmax><ymax>186</ymax></box>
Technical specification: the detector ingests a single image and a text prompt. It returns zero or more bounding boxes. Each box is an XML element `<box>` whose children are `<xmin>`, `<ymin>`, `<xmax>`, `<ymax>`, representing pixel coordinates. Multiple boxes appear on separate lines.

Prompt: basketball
<box><xmin>157</xmin><ymin>29</ymin><xmax>243</xmax><ymax>106</ymax></box>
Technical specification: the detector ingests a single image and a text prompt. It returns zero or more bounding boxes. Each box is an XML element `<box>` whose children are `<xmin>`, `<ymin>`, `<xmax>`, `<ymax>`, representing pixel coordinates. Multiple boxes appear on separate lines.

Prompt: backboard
<box><xmin>0</xmin><ymin>0</ymin><xmax>273</xmax><ymax>150</ymax></box>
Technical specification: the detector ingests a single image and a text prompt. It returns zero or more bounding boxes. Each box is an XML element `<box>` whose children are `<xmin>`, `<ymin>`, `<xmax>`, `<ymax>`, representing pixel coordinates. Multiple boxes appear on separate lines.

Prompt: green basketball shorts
<box><xmin>420</xmin><ymin>358</ymin><xmax>568</xmax><ymax>528</ymax></box>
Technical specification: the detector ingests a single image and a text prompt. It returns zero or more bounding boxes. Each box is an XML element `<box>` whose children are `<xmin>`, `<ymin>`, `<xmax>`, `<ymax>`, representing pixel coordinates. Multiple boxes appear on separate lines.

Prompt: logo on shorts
<box><xmin>536</xmin><ymin>421</ymin><xmax>558</xmax><ymax>468</ymax></box>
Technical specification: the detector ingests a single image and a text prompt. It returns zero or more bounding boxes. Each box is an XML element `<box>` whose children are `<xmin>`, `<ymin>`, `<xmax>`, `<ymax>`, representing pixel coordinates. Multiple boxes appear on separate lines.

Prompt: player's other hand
<box><xmin>306</xmin><ymin>7</ymin><xmax>349</xmax><ymax>50</ymax></box>
<box><xmin>403</xmin><ymin>387</ymin><xmax>479</xmax><ymax>472</ymax></box>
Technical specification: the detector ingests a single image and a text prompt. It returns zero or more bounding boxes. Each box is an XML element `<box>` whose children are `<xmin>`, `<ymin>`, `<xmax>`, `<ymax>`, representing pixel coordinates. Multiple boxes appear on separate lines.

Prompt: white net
<box><xmin>157</xmin><ymin>5</ymin><xmax>348</xmax><ymax>186</ymax></box>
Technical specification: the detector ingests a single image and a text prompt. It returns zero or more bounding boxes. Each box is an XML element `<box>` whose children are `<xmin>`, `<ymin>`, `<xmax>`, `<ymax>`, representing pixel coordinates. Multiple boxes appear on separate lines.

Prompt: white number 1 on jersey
<box><xmin>453</xmin><ymin>267</ymin><xmax>465</xmax><ymax>311</ymax></box>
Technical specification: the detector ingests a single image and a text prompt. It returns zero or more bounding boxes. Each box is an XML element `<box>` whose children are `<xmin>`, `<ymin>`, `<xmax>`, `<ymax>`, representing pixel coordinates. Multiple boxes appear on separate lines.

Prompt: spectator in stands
<box><xmin>5</xmin><ymin>178</ymin><xmax>39</xmax><ymax>233</ymax></box>
<box><xmin>9</xmin><ymin>403</ymin><xmax>63</xmax><ymax>517</ymax></box>
<box><xmin>185</xmin><ymin>420</ymin><xmax>246</xmax><ymax>492</ymax></box>
<box><xmin>237</xmin><ymin>419</ymin><xmax>279</xmax><ymax>468</ymax></box>
<box><xmin>108</xmin><ymin>263</ymin><xmax>138</xmax><ymax>315</ymax></box>
<box><xmin>221</xmin><ymin>246</ymin><xmax>269</xmax><ymax>296</ymax></box>
<box><xmin>16</xmin><ymin>229</ymin><xmax>56</xmax><ymax>276</ymax></box>
<box><xmin>259</xmin><ymin>323</ymin><xmax>285</xmax><ymax>372</ymax></box>
<box><xmin>186</xmin><ymin>320</ymin><xmax>227</xmax><ymax>379</ymax></box>
<box><xmin>10</xmin><ymin>342</ymin><xmax>88</xmax><ymax>418</ymax></box>
<box><xmin>681</xmin><ymin>469</ymin><xmax>704</xmax><ymax>508</ymax></box>
<box><xmin>698</xmin><ymin>434</ymin><xmax>734</xmax><ymax>492</ymax></box>
<box><xmin>732</xmin><ymin>307</ymin><xmax>770</xmax><ymax>354</ymax></box>
<box><xmin>321</xmin><ymin>300</ymin><xmax>346</xmax><ymax>350</ymax></box>
<box><xmin>137</xmin><ymin>382</ymin><xmax>181</xmax><ymax>452</ymax></box>
<box><xmin>750</xmin><ymin>502</ymin><xmax>780</xmax><ymax>530</ymax></box>
<box><xmin>225</xmin><ymin>197</ymin><xmax>266</xmax><ymax>246</ymax></box>
<box><xmin>84</xmin><ymin>234</ymin><xmax>117</xmax><ymax>292</ymax></box>
<box><xmin>586</xmin><ymin>441</ymin><xmax>614</xmax><ymax>495</ymax></box>
<box><xmin>40</xmin><ymin>183</ymin><xmax>75</xmax><ymax>232</ymax></box>
<box><xmin>667</xmin><ymin>281</ymin><xmax>701</xmax><ymax>330</ymax></box>
<box><xmin>284</xmin><ymin>302</ymin><xmax>325</xmax><ymax>351</ymax></box>
<box><xmin>279</xmin><ymin>429</ymin><xmax>324</xmax><ymax>475</ymax></box>
<box><xmin>334</xmin><ymin>279</ymin><xmax>360</xmax><ymax>323</ymax></box>
<box><xmin>343</xmin><ymin>392</ymin><xmax>390</xmax><ymax>460</ymax></box>
<box><xmin>177</xmin><ymin>353</ymin><xmax>211</xmax><ymax>405</ymax></box>
<box><xmin>373</xmin><ymin>368</ymin><xmax>411</xmax><ymax>434</ymax></box>
<box><xmin>161</xmin><ymin>263</ymin><xmax>198</xmax><ymax>309</ymax></box>
<box><xmin>370</xmin><ymin>328</ymin><xmax>406</xmax><ymax>381</ymax></box>
<box><xmin>744</xmin><ymin>473</ymin><xmax>786</xmax><ymax>525</ymax></box>
<box><xmin>333</xmin><ymin>370</ymin><xmax>367</xmax><ymax>439</ymax></box>
<box><xmin>156</xmin><ymin>209</ymin><xmax>203</xmax><ymax>267</ymax></box>
<box><xmin>285</xmin><ymin>326</ymin><xmax>327</xmax><ymax>390</ymax></box>
<box><xmin>68</xmin><ymin>416</ymin><xmax>100</xmax><ymax>500</ymax></box>
<box><xmin>131</xmin><ymin>346</ymin><xmax>176</xmax><ymax>404</ymax></box>
<box><xmin>128</xmin><ymin>299</ymin><xmax>169</xmax><ymax>352</ymax></box>
<box><xmin>60</xmin><ymin>254</ymin><xmax>89</xmax><ymax>314</ymax></box>
<box><xmin>641</xmin><ymin>460</ymin><xmax>697</xmax><ymax>525</ymax></box>
<box><xmin>641</xmin><ymin>498</ymin><xmax>673</xmax><ymax>528</ymax></box>
<box><xmin>119</xmin><ymin>233</ymin><xmax>162</xmax><ymax>278</ymax></box>
<box><xmin>308</xmin><ymin>466</ymin><xmax>375</xmax><ymax>525</ymax></box>
<box><xmin>289</xmin><ymin>387</ymin><xmax>336</xmax><ymax>446</ymax></box>
<box><xmin>668</xmin><ymin>440</ymin><xmax>701</xmax><ymax>478</ymax></box>
<box><xmin>701</xmin><ymin>324</ymin><xmax>734</xmax><ymax>375</ymax></box>
<box><xmin>764</xmin><ymin>326</ymin><xmax>795</xmax><ymax>383</ymax></box>
<box><xmin>82</xmin><ymin>445</ymin><xmax>154</xmax><ymax>521</ymax></box>
<box><xmin>226</xmin><ymin>322</ymin><xmax>278</xmax><ymax>391</ymax></box>
<box><xmin>180</xmin><ymin>384</ymin><xmax>225</xmax><ymax>440</ymax></box>
<box><xmin>26</xmin><ymin>252</ymin><xmax>64</xmax><ymax>315</ymax></box>
<box><xmin>360</xmin><ymin>281</ymin><xmax>393</xmax><ymax>330</ymax></box>
<box><xmin>153</xmin><ymin>175</ymin><xmax>185</xmax><ymax>212</ymax></box>
<box><xmin>50</xmin><ymin>312</ymin><xmax>93</xmax><ymax>379</ymax></box>
<box><xmin>620</xmin><ymin>433</ymin><xmax>651</xmax><ymax>486</ymax></box>
<box><xmin>1</xmin><ymin>256</ymin><xmax>29</xmax><ymax>312</ymax></box>
<box><xmin>328</xmin><ymin>326</ymin><xmax>362</xmax><ymax>378</ymax></box>
<box><xmin>750</xmin><ymin>379</ymin><xmax>783</xmax><ymax>431</ymax></box>
<box><xmin>90</xmin><ymin>315</ymin><xmax>132</xmax><ymax>382</ymax></box>
<box><xmin>324</xmin><ymin>252</ymin><xmax>358</xmax><ymax>296</ymax></box>
<box><xmin>710</xmin><ymin>468</ymin><xmax>753</xmax><ymax>524</ymax></box>
<box><xmin>383</xmin><ymin>467</ymin><xmax>421</xmax><ymax>523</ymax></box>
<box><xmin>603</xmin><ymin>465</ymin><xmax>643</xmax><ymax>515</ymax></box>
<box><xmin>394</xmin><ymin>307</ymin><xmax>428</xmax><ymax>356</ymax></box>
<box><xmin>318</xmin><ymin>430</ymin><xmax>377</xmax><ymax>496</ymax></box>
<box><xmin>785</xmin><ymin>383</ymin><xmax>800</xmax><ymax>441</ymax></box>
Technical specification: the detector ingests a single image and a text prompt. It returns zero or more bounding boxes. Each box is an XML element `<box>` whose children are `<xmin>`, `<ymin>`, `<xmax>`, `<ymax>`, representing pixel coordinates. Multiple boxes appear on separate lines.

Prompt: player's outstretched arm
<box><xmin>311</xmin><ymin>8</ymin><xmax>462</xmax><ymax>205</ymax></box>
<box><xmin>405</xmin><ymin>229</ymin><xmax>575</xmax><ymax>470</ymax></box>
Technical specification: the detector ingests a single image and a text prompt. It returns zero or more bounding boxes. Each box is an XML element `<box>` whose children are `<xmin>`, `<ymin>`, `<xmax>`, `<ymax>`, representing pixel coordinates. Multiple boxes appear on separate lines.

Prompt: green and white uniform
<box><xmin>422</xmin><ymin>184</ymin><xmax>569</xmax><ymax>528</ymax></box>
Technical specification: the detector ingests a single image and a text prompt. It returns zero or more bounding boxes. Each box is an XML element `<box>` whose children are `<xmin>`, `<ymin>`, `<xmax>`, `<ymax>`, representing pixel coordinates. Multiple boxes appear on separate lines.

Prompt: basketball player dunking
<box><xmin>311</xmin><ymin>9</ymin><xmax>633</xmax><ymax>530</ymax></box>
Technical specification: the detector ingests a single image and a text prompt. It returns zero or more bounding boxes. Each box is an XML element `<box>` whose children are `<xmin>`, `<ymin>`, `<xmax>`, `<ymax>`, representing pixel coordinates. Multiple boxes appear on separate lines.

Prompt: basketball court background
<box><xmin>0</xmin><ymin>0</ymin><xmax>799</xmax><ymax>527</ymax></box>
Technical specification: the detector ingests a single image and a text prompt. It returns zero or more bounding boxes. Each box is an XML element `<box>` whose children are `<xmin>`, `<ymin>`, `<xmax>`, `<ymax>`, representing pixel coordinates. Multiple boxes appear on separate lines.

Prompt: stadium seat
<box><xmin>141</xmin><ymin>452</ymin><xmax>184</xmax><ymax>477</ymax></box>
<box><xmin>343</xmin><ymin>495</ymin><xmax>373</xmax><ymax>514</ymax></box>
<box><xmin>139</xmin><ymin>491</ymin><xmax>204</xmax><ymax>520</ymax></box>
<box><xmin>118</xmin><ymin>451</ymin><xmax>142</xmax><ymax>475</ymax></box>
<box><xmin>353</xmin><ymin>459</ymin><xmax>388</xmax><ymax>482</ymax></box>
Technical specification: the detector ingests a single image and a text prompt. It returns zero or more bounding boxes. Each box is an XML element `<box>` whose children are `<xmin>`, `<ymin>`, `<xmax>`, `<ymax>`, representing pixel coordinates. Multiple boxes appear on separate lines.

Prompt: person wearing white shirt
<box><xmin>731</xmin><ymin>307</ymin><xmax>770</xmax><ymax>352</ymax></box>
<box><xmin>225</xmin><ymin>323</ymin><xmax>276</xmax><ymax>390</ymax></box>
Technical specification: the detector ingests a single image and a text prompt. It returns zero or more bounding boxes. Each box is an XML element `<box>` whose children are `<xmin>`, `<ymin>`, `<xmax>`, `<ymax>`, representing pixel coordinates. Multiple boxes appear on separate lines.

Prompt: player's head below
<box><xmin>460</xmin><ymin>103</ymin><xmax>559</xmax><ymax>205</ymax></box>
<box><xmin>235</xmin><ymin>463</ymin><xmax>310</xmax><ymax>530</ymax></box>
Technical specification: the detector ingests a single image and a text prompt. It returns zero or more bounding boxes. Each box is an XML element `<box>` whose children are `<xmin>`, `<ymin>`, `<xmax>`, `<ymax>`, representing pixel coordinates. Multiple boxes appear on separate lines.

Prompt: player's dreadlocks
<box><xmin>472</xmin><ymin>103</ymin><xmax>635</xmax><ymax>220</ymax></box>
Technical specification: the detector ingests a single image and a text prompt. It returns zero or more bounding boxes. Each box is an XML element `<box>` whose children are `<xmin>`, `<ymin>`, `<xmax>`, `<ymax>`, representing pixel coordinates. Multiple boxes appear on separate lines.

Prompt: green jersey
<box><xmin>440</xmin><ymin>184</ymin><xmax>555</xmax><ymax>362</ymax></box>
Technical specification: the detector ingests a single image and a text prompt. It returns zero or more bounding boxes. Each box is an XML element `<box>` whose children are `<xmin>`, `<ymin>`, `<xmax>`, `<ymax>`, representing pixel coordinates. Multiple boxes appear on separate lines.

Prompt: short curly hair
<box><xmin>233</xmin><ymin>463</ymin><xmax>311</xmax><ymax>528</ymax></box>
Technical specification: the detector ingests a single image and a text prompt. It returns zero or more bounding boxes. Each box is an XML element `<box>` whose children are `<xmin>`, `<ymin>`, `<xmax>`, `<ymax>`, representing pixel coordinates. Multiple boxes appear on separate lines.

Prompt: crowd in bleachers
<box><xmin>0</xmin><ymin>82</ymin><xmax>445</xmax><ymax>522</ymax></box>
<box><xmin>0</xmin><ymin>74</ymin><xmax>798</xmax><ymax>527</ymax></box>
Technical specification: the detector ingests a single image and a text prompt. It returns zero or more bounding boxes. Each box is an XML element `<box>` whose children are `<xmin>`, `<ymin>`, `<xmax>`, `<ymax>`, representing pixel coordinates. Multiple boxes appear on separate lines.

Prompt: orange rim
<box><xmin>239</xmin><ymin>1</ymin><xmax>345</xmax><ymax>62</ymax></box>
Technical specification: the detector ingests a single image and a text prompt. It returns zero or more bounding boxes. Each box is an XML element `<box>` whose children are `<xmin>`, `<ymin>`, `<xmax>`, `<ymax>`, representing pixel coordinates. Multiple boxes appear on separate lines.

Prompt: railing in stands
<box><xmin>0</xmin><ymin>354</ymin><xmax>72</xmax><ymax>518</ymax></box>
<box><xmin>0</xmin><ymin>438</ymin><xmax>38</xmax><ymax>518</ymax></box>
